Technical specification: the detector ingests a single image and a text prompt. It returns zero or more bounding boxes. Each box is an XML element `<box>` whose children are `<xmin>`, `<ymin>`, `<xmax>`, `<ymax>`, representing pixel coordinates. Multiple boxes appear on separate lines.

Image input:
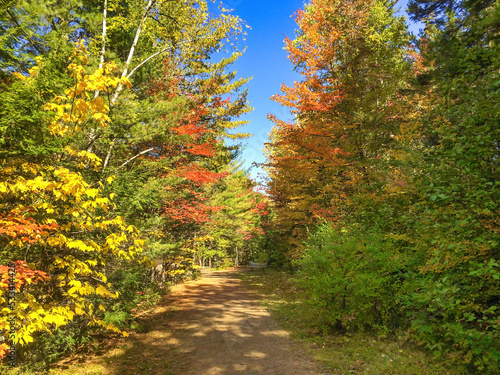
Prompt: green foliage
<box><xmin>403</xmin><ymin>0</ymin><xmax>500</xmax><ymax>371</ymax></box>
<box><xmin>240</xmin><ymin>269</ymin><xmax>453</xmax><ymax>375</ymax></box>
<box><xmin>297</xmin><ymin>224</ymin><xmax>406</xmax><ymax>333</ymax></box>
<box><xmin>99</xmin><ymin>262</ymin><xmax>164</xmax><ymax>330</ymax></box>
<box><xmin>0</xmin><ymin>58</ymin><xmax>71</xmax><ymax>160</ymax></box>
<box><xmin>203</xmin><ymin>164</ymin><xmax>267</xmax><ymax>265</ymax></box>
<box><xmin>408</xmin><ymin>269</ymin><xmax>500</xmax><ymax>373</ymax></box>
<box><xmin>23</xmin><ymin>319</ymin><xmax>97</xmax><ymax>368</ymax></box>
<box><xmin>266</xmin><ymin>0</ymin><xmax>500</xmax><ymax>373</ymax></box>
<box><xmin>0</xmin><ymin>0</ymin><xmax>258</xmax><ymax>369</ymax></box>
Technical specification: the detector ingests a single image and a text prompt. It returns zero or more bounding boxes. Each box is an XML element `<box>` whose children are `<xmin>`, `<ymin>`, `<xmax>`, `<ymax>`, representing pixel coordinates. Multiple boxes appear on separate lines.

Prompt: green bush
<box><xmin>296</xmin><ymin>223</ymin><xmax>406</xmax><ymax>333</ymax></box>
<box><xmin>407</xmin><ymin>257</ymin><xmax>500</xmax><ymax>374</ymax></box>
<box><xmin>14</xmin><ymin>317</ymin><xmax>98</xmax><ymax>370</ymax></box>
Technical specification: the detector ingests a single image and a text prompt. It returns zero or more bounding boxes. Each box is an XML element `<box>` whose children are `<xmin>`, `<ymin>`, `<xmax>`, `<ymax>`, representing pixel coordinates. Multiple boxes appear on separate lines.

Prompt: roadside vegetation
<box><xmin>240</xmin><ymin>269</ymin><xmax>454</xmax><ymax>375</ymax></box>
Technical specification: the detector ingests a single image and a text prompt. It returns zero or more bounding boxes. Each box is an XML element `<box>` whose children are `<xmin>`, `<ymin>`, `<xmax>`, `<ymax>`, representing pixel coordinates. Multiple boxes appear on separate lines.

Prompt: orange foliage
<box><xmin>184</xmin><ymin>143</ymin><xmax>215</xmax><ymax>157</ymax></box>
<box><xmin>0</xmin><ymin>260</ymin><xmax>49</xmax><ymax>293</ymax></box>
<box><xmin>264</xmin><ymin>0</ymin><xmax>387</xmax><ymax>252</ymax></box>
<box><xmin>0</xmin><ymin>209</ymin><xmax>59</xmax><ymax>243</ymax></box>
<box><xmin>177</xmin><ymin>165</ymin><xmax>229</xmax><ymax>185</ymax></box>
<box><xmin>163</xmin><ymin>194</ymin><xmax>224</xmax><ymax>225</ymax></box>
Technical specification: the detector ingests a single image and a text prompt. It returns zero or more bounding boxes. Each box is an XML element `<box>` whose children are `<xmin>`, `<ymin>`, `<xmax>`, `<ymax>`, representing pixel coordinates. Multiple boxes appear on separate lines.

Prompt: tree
<box><xmin>404</xmin><ymin>0</ymin><xmax>500</xmax><ymax>371</ymax></box>
<box><xmin>203</xmin><ymin>165</ymin><xmax>268</xmax><ymax>266</ymax></box>
<box><xmin>0</xmin><ymin>0</ymin><xmax>256</xmax><ymax>367</ymax></box>
<box><xmin>265</xmin><ymin>0</ymin><xmax>415</xmax><ymax>257</ymax></box>
<box><xmin>0</xmin><ymin>56</ymin><xmax>145</xmax><ymax>360</ymax></box>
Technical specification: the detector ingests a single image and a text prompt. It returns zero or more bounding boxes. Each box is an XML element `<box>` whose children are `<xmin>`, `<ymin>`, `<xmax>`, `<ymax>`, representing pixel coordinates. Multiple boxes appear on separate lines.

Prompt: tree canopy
<box><xmin>264</xmin><ymin>0</ymin><xmax>500</xmax><ymax>372</ymax></box>
<box><xmin>0</xmin><ymin>0</ymin><xmax>266</xmax><ymax>366</ymax></box>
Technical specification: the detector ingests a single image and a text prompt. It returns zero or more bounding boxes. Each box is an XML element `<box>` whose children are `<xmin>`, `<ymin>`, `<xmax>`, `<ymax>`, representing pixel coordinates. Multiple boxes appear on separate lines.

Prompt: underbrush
<box><xmin>0</xmin><ymin>265</ymin><xmax>168</xmax><ymax>374</ymax></box>
<box><xmin>239</xmin><ymin>269</ymin><xmax>454</xmax><ymax>375</ymax></box>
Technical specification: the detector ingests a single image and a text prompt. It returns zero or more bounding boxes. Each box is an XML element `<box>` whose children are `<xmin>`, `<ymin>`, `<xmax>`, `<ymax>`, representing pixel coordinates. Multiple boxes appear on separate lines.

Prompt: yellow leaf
<box><xmin>23</xmin><ymin>334</ymin><xmax>34</xmax><ymax>344</ymax></box>
<box><xmin>121</xmin><ymin>77</ymin><xmax>133</xmax><ymax>88</ymax></box>
<box><xmin>75</xmin><ymin>307</ymin><xmax>85</xmax><ymax>315</ymax></box>
<box><xmin>53</xmin><ymin>314</ymin><xmax>68</xmax><ymax>328</ymax></box>
<box><xmin>11</xmin><ymin>72</ymin><xmax>26</xmax><ymax>80</ymax></box>
<box><xmin>86</xmin><ymin>188</ymin><xmax>99</xmax><ymax>198</ymax></box>
<box><xmin>96</xmin><ymin>285</ymin><xmax>107</xmax><ymax>297</ymax></box>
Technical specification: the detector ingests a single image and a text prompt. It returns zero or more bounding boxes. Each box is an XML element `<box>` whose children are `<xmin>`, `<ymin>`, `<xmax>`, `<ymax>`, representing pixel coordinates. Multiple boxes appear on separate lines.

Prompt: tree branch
<box><xmin>6</xmin><ymin>9</ymin><xmax>45</xmax><ymax>55</ymax></box>
<box><xmin>126</xmin><ymin>46</ymin><xmax>170</xmax><ymax>79</ymax></box>
<box><xmin>99</xmin><ymin>0</ymin><xmax>108</xmax><ymax>70</ymax></box>
<box><xmin>115</xmin><ymin>148</ymin><xmax>154</xmax><ymax>171</ymax></box>
<box><xmin>111</xmin><ymin>0</ymin><xmax>155</xmax><ymax>105</ymax></box>
<box><xmin>103</xmin><ymin>138</ymin><xmax>116</xmax><ymax>169</ymax></box>
<box><xmin>88</xmin><ymin>0</ymin><xmax>108</xmax><ymax>153</ymax></box>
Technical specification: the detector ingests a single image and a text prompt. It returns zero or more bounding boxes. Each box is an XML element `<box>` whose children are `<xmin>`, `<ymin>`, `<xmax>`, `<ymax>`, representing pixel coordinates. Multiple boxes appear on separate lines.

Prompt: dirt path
<box><xmin>69</xmin><ymin>268</ymin><xmax>328</xmax><ymax>375</ymax></box>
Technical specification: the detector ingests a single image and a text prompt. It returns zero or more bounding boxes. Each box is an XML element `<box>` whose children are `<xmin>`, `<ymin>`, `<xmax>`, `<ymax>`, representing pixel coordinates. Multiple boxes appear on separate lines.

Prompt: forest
<box><xmin>0</xmin><ymin>0</ymin><xmax>499</xmax><ymax>373</ymax></box>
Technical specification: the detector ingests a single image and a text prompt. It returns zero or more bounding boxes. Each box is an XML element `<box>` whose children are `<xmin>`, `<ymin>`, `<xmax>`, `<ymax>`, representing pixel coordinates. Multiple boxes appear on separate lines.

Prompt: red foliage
<box><xmin>177</xmin><ymin>165</ymin><xmax>229</xmax><ymax>185</ymax></box>
<box><xmin>0</xmin><ymin>260</ymin><xmax>49</xmax><ymax>292</ymax></box>
<box><xmin>0</xmin><ymin>210</ymin><xmax>59</xmax><ymax>243</ymax></box>
<box><xmin>144</xmin><ymin>56</ymin><xmax>239</xmax><ymax>229</ymax></box>
<box><xmin>210</xmin><ymin>96</ymin><xmax>231</xmax><ymax>109</ymax></box>
<box><xmin>184</xmin><ymin>142</ymin><xmax>216</xmax><ymax>157</ymax></box>
<box><xmin>172</xmin><ymin>123</ymin><xmax>210</xmax><ymax>138</ymax></box>
<box><xmin>163</xmin><ymin>195</ymin><xmax>224</xmax><ymax>225</ymax></box>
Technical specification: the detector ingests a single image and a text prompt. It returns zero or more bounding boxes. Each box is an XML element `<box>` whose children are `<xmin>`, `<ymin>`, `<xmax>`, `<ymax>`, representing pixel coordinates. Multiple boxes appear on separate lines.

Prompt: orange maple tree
<box><xmin>265</xmin><ymin>0</ymin><xmax>416</xmax><ymax>254</ymax></box>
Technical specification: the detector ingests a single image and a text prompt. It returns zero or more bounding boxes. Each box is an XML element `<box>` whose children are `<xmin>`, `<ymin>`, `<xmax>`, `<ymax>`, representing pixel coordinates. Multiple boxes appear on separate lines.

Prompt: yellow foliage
<box><xmin>0</xmin><ymin>74</ymin><xmax>146</xmax><ymax>349</ymax></box>
<box><xmin>0</xmin><ymin>40</ymin><xmax>158</xmax><ymax>359</ymax></box>
<box><xmin>11</xmin><ymin>72</ymin><xmax>26</xmax><ymax>81</ymax></box>
<box><xmin>41</xmin><ymin>47</ymin><xmax>131</xmax><ymax>138</ymax></box>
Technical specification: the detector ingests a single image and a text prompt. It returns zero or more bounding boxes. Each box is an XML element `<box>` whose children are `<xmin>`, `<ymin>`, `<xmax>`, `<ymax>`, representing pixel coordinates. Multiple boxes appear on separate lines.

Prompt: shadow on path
<box><xmin>64</xmin><ymin>269</ymin><xmax>327</xmax><ymax>375</ymax></box>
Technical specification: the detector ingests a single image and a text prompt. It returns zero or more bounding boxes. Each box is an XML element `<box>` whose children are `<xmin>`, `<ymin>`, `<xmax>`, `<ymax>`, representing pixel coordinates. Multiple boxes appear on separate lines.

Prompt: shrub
<box><xmin>296</xmin><ymin>223</ymin><xmax>406</xmax><ymax>333</ymax></box>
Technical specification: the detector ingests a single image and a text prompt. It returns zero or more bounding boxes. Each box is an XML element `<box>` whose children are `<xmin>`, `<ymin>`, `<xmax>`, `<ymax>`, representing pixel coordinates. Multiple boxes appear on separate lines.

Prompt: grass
<box><xmin>238</xmin><ymin>269</ymin><xmax>456</xmax><ymax>375</ymax></box>
<box><xmin>0</xmin><ymin>364</ymin><xmax>106</xmax><ymax>375</ymax></box>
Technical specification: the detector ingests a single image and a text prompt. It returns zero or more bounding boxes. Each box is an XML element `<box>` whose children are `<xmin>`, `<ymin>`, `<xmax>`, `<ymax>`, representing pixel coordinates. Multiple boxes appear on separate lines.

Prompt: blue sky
<box><xmin>224</xmin><ymin>0</ymin><xmax>424</xmax><ymax>182</ymax></box>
